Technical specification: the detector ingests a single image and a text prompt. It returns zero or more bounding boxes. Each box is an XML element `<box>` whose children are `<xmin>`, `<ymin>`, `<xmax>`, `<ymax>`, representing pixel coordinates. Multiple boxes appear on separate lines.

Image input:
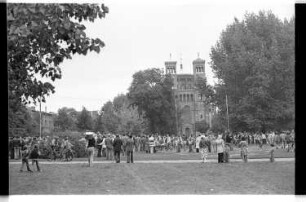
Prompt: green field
<box><xmin>10</xmin><ymin>144</ymin><xmax>295</xmax><ymax>195</ymax></box>
<box><xmin>9</xmin><ymin>161</ymin><xmax>294</xmax><ymax>195</ymax></box>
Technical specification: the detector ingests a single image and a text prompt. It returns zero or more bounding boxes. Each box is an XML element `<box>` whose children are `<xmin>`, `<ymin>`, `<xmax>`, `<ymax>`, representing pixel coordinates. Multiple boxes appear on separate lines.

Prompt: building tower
<box><xmin>165</xmin><ymin>61</ymin><xmax>177</xmax><ymax>75</ymax></box>
<box><xmin>192</xmin><ymin>56</ymin><xmax>206</xmax><ymax>79</ymax></box>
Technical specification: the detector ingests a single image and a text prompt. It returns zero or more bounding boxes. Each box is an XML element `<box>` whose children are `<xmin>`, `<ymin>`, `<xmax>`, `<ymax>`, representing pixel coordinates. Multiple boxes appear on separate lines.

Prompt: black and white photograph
<box><xmin>8</xmin><ymin>0</ymin><xmax>296</xmax><ymax>198</ymax></box>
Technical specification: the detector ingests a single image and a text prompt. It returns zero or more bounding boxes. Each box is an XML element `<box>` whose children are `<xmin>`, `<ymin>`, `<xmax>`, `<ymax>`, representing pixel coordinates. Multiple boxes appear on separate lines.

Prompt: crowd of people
<box><xmin>10</xmin><ymin>129</ymin><xmax>295</xmax><ymax>170</ymax></box>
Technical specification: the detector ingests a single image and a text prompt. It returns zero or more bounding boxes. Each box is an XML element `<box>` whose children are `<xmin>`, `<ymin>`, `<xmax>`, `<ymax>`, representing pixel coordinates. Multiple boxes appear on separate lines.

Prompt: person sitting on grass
<box><xmin>20</xmin><ymin>145</ymin><xmax>33</xmax><ymax>172</ymax></box>
<box><xmin>30</xmin><ymin>144</ymin><xmax>41</xmax><ymax>172</ymax></box>
<box><xmin>269</xmin><ymin>144</ymin><xmax>275</xmax><ymax>163</ymax></box>
<box><xmin>238</xmin><ymin>137</ymin><xmax>248</xmax><ymax>163</ymax></box>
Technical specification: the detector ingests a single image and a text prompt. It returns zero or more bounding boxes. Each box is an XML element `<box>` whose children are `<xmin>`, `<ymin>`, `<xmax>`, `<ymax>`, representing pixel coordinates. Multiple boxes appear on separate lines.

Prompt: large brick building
<box><xmin>165</xmin><ymin>57</ymin><xmax>214</xmax><ymax>136</ymax></box>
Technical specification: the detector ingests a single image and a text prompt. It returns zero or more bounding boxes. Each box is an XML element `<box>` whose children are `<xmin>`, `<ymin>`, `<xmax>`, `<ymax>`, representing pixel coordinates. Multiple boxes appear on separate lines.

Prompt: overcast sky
<box><xmin>24</xmin><ymin>0</ymin><xmax>294</xmax><ymax>113</ymax></box>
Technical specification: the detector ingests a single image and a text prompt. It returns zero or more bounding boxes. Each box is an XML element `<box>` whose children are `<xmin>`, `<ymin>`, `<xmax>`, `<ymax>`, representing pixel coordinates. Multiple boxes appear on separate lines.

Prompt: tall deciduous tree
<box><xmin>210</xmin><ymin>11</ymin><xmax>294</xmax><ymax>132</ymax></box>
<box><xmin>8</xmin><ymin>3</ymin><xmax>108</xmax><ymax>136</ymax></box>
<box><xmin>77</xmin><ymin>107</ymin><xmax>93</xmax><ymax>131</ymax></box>
<box><xmin>54</xmin><ymin>107</ymin><xmax>78</xmax><ymax>131</ymax></box>
<box><xmin>113</xmin><ymin>94</ymin><xmax>146</xmax><ymax>136</ymax></box>
<box><xmin>100</xmin><ymin>101</ymin><xmax>120</xmax><ymax>134</ymax></box>
<box><xmin>128</xmin><ymin>68</ymin><xmax>176</xmax><ymax>134</ymax></box>
<box><xmin>7</xmin><ymin>3</ymin><xmax>108</xmax><ymax>104</ymax></box>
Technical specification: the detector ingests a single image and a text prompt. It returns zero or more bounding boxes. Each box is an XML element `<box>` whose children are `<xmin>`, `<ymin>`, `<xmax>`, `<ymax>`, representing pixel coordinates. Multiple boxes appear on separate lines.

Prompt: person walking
<box><xmin>113</xmin><ymin>134</ymin><xmax>123</xmax><ymax>163</ymax></box>
<box><xmin>215</xmin><ymin>134</ymin><xmax>225</xmax><ymax>163</ymax></box>
<box><xmin>126</xmin><ymin>135</ymin><xmax>135</xmax><ymax>163</ymax></box>
<box><xmin>239</xmin><ymin>137</ymin><xmax>248</xmax><ymax>163</ymax></box>
<box><xmin>86</xmin><ymin>134</ymin><xmax>96</xmax><ymax>167</ymax></box>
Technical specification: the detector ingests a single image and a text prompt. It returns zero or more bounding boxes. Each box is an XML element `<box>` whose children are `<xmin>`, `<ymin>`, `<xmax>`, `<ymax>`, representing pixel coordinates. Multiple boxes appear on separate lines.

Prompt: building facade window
<box><xmin>180</xmin><ymin>94</ymin><xmax>182</xmax><ymax>101</ymax></box>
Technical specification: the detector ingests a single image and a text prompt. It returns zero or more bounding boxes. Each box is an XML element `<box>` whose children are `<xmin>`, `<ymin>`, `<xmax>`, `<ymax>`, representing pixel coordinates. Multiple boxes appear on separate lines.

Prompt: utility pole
<box><xmin>226</xmin><ymin>94</ymin><xmax>230</xmax><ymax>132</ymax></box>
<box><xmin>39</xmin><ymin>98</ymin><xmax>42</xmax><ymax>139</ymax></box>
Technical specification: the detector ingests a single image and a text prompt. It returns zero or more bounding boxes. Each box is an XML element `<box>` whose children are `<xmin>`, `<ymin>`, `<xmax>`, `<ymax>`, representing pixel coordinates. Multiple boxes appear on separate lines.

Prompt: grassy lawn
<box><xmin>9</xmin><ymin>161</ymin><xmax>294</xmax><ymax>195</ymax></box>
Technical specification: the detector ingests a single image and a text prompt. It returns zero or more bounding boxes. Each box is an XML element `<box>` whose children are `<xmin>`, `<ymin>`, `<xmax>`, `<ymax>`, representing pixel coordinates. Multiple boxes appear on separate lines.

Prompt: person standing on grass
<box><xmin>86</xmin><ymin>135</ymin><xmax>96</xmax><ymax>167</ymax></box>
<box><xmin>199</xmin><ymin>136</ymin><xmax>209</xmax><ymax>163</ymax></box>
<box><xmin>126</xmin><ymin>135</ymin><xmax>135</xmax><ymax>163</ymax></box>
<box><xmin>223</xmin><ymin>143</ymin><xmax>230</xmax><ymax>163</ymax></box>
<box><xmin>13</xmin><ymin>136</ymin><xmax>21</xmax><ymax>160</ymax></box>
<box><xmin>195</xmin><ymin>134</ymin><xmax>201</xmax><ymax>153</ymax></box>
<box><xmin>113</xmin><ymin>134</ymin><xmax>123</xmax><ymax>163</ymax></box>
<box><xmin>239</xmin><ymin>137</ymin><xmax>248</xmax><ymax>163</ymax></box>
<box><xmin>30</xmin><ymin>144</ymin><xmax>41</xmax><ymax>172</ymax></box>
<box><xmin>215</xmin><ymin>134</ymin><xmax>225</xmax><ymax>163</ymax></box>
<box><xmin>105</xmin><ymin>134</ymin><xmax>114</xmax><ymax>161</ymax></box>
<box><xmin>96</xmin><ymin>134</ymin><xmax>103</xmax><ymax>157</ymax></box>
<box><xmin>269</xmin><ymin>144</ymin><xmax>275</xmax><ymax>162</ymax></box>
<box><xmin>20</xmin><ymin>145</ymin><xmax>33</xmax><ymax>172</ymax></box>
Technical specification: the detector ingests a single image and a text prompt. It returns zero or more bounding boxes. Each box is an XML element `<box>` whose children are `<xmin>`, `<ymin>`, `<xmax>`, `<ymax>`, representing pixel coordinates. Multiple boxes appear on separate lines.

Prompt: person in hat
<box><xmin>86</xmin><ymin>134</ymin><xmax>96</xmax><ymax>167</ymax></box>
<box><xmin>113</xmin><ymin>134</ymin><xmax>123</xmax><ymax>163</ymax></box>
<box><xmin>126</xmin><ymin>135</ymin><xmax>135</xmax><ymax>163</ymax></box>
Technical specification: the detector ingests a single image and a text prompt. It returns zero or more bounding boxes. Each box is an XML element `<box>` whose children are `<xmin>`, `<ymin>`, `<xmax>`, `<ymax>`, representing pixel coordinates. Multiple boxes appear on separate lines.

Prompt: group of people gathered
<box><xmin>83</xmin><ymin>129</ymin><xmax>295</xmax><ymax>166</ymax></box>
<box><xmin>9</xmin><ymin>135</ymin><xmax>73</xmax><ymax>172</ymax></box>
<box><xmin>10</xmin><ymin>129</ymin><xmax>295</xmax><ymax>170</ymax></box>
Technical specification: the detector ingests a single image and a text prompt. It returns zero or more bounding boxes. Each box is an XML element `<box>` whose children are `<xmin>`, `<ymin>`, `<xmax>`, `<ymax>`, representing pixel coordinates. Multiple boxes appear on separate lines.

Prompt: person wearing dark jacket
<box><xmin>113</xmin><ymin>135</ymin><xmax>123</xmax><ymax>163</ymax></box>
<box><xmin>126</xmin><ymin>135</ymin><xmax>135</xmax><ymax>163</ymax></box>
<box><xmin>96</xmin><ymin>135</ymin><xmax>103</xmax><ymax>157</ymax></box>
<box><xmin>86</xmin><ymin>135</ymin><xmax>96</xmax><ymax>167</ymax></box>
<box><xmin>30</xmin><ymin>144</ymin><xmax>41</xmax><ymax>172</ymax></box>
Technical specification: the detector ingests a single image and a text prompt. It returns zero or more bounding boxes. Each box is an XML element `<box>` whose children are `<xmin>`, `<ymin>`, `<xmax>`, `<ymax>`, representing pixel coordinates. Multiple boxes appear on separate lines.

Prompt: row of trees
<box><xmin>210</xmin><ymin>11</ymin><xmax>294</xmax><ymax>132</ymax></box>
<box><xmin>54</xmin><ymin>95</ymin><xmax>145</xmax><ymax>135</ymax></box>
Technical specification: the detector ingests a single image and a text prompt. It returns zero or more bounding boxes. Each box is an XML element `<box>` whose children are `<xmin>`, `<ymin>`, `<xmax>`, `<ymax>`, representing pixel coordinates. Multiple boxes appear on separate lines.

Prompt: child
<box><xmin>20</xmin><ymin>145</ymin><xmax>33</xmax><ymax>172</ymax></box>
<box><xmin>269</xmin><ymin>144</ymin><xmax>275</xmax><ymax>162</ymax></box>
<box><xmin>239</xmin><ymin>137</ymin><xmax>248</xmax><ymax>163</ymax></box>
<box><xmin>30</xmin><ymin>144</ymin><xmax>41</xmax><ymax>172</ymax></box>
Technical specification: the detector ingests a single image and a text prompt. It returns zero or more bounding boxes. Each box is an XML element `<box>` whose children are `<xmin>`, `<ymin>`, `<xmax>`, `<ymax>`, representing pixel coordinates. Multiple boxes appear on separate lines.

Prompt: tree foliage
<box><xmin>194</xmin><ymin>76</ymin><xmax>215</xmax><ymax>106</ymax></box>
<box><xmin>7</xmin><ymin>3</ymin><xmax>108</xmax><ymax>104</ymax></box>
<box><xmin>210</xmin><ymin>11</ymin><xmax>294</xmax><ymax>132</ymax></box>
<box><xmin>54</xmin><ymin>107</ymin><xmax>78</xmax><ymax>131</ymax></box>
<box><xmin>7</xmin><ymin>3</ymin><xmax>108</xmax><ymax>137</ymax></box>
<box><xmin>128</xmin><ymin>68</ymin><xmax>177</xmax><ymax>134</ymax></box>
<box><xmin>77</xmin><ymin>107</ymin><xmax>93</xmax><ymax>131</ymax></box>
